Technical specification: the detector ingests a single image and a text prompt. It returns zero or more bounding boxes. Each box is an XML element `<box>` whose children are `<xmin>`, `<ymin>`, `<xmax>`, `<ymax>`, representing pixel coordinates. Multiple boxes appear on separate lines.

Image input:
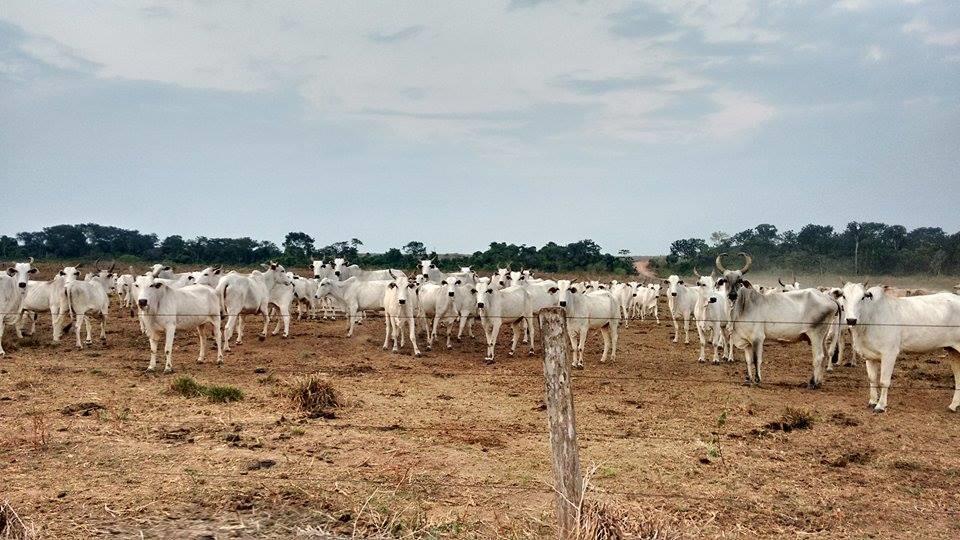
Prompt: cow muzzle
<box><xmin>138</xmin><ymin>299</ymin><xmax>148</xmax><ymax>308</ymax></box>
<box><xmin>314</xmin><ymin>275</ymin><xmax>321</xmax><ymax>279</ymax></box>
<box><xmin>708</xmin><ymin>297</ymin><xmax>717</xmax><ymax>304</ymax></box>
<box><xmin>559</xmin><ymin>301</ymin><xmax>567</xmax><ymax>307</ymax></box>
<box><xmin>423</xmin><ymin>273</ymin><xmax>429</xmax><ymax>278</ymax></box>
<box><xmin>728</xmin><ymin>292</ymin><xmax>738</xmax><ymax>301</ymax></box>
<box><xmin>448</xmin><ymin>292</ymin><xmax>455</xmax><ymax>297</ymax></box>
<box><xmin>18</xmin><ymin>282</ymin><xmax>26</xmax><ymax>288</ymax></box>
<box><xmin>671</xmin><ymin>292</ymin><xmax>677</xmax><ymax>297</ymax></box>
<box><xmin>398</xmin><ymin>299</ymin><xmax>406</xmax><ymax>305</ymax></box>
<box><xmin>477</xmin><ymin>302</ymin><xmax>485</xmax><ymax>309</ymax></box>
<box><xmin>846</xmin><ymin>318</ymin><xmax>857</xmax><ymax>326</ymax></box>
<box><xmin>334</xmin><ymin>271</ymin><xmax>340</xmax><ymax>277</ymax></box>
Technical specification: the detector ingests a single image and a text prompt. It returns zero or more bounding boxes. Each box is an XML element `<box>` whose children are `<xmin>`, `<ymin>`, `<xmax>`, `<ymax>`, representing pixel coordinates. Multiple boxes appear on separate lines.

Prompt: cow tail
<box><xmin>66</xmin><ymin>286</ymin><xmax>76</xmax><ymax>320</ymax></box>
<box><xmin>219</xmin><ymin>284</ymin><xmax>228</xmax><ymax>316</ymax></box>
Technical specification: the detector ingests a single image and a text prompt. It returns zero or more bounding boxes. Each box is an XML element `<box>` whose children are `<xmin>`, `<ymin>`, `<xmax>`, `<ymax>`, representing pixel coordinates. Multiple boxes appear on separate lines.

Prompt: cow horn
<box><xmin>779</xmin><ymin>278</ymin><xmax>786</xmax><ymax>287</ymax></box>
<box><xmin>109</xmin><ymin>262</ymin><xmax>116</xmax><ymax>273</ymax></box>
<box><xmin>75</xmin><ymin>262</ymin><xmax>84</xmax><ymax>269</ymax></box>
<box><xmin>739</xmin><ymin>252</ymin><xmax>753</xmax><ymax>274</ymax></box>
<box><xmin>710</xmin><ymin>269</ymin><xmax>716</xmax><ymax>278</ymax></box>
<box><xmin>93</xmin><ymin>258</ymin><xmax>101</xmax><ymax>270</ymax></box>
<box><xmin>28</xmin><ymin>256</ymin><xmax>34</xmax><ymax>264</ymax></box>
<box><xmin>715</xmin><ymin>253</ymin><xmax>728</xmax><ymax>272</ymax></box>
<box><xmin>693</xmin><ymin>267</ymin><xmax>701</xmax><ymax>278</ymax></box>
<box><xmin>389</xmin><ymin>269</ymin><xmax>396</xmax><ymax>279</ymax></box>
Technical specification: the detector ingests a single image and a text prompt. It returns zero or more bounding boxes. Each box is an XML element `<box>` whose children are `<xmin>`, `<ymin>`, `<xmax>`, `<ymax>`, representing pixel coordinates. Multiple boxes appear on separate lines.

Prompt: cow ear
<box><xmin>440</xmin><ymin>280</ymin><xmax>447</xmax><ymax>285</ymax></box>
<box><xmin>831</xmin><ymin>290</ymin><xmax>843</xmax><ymax>299</ymax></box>
<box><xmin>742</xmin><ymin>280</ymin><xmax>752</xmax><ymax>288</ymax></box>
<box><xmin>6</xmin><ymin>268</ymin><xmax>15</xmax><ymax>276</ymax></box>
<box><xmin>28</xmin><ymin>268</ymin><xmax>38</xmax><ymax>274</ymax></box>
<box><xmin>164</xmin><ymin>266</ymin><xmax>171</xmax><ymax>271</ymax></box>
<box><xmin>548</xmin><ymin>287</ymin><xmax>558</xmax><ymax>294</ymax></box>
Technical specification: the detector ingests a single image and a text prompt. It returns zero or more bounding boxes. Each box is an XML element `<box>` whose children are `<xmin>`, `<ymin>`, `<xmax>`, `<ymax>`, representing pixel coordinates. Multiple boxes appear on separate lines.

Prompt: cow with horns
<box><xmin>716</xmin><ymin>252</ymin><xmax>840</xmax><ymax>388</ymax></box>
<box><xmin>1</xmin><ymin>258</ymin><xmax>39</xmax><ymax>357</ymax></box>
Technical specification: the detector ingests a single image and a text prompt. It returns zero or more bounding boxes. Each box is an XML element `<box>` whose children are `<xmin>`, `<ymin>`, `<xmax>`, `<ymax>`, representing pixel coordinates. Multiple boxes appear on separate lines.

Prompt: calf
<box><xmin>137</xmin><ymin>275</ymin><xmax>224</xmax><ymax>372</ymax></box>
<box><xmin>474</xmin><ymin>280</ymin><xmax>534</xmax><ymax>361</ymax></box>
<box><xmin>631</xmin><ymin>283</ymin><xmax>661</xmax><ymax>323</ymax></box>
<box><xmin>694</xmin><ymin>269</ymin><xmax>732</xmax><ymax>364</ymax></box>
<box><xmin>840</xmin><ymin>282</ymin><xmax>960</xmax><ymax>412</ymax></box>
<box><xmin>551</xmin><ymin>279</ymin><xmax>619</xmax><ymax>368</ymax></box>
<box><xmin>0</xmin><ymin>259</ymin><xmax>38</xmax><ymax>357</ymax></box>
<box><xmin>664</xmin><ymin>275</ymin><xmax>697</xmax><ymax>343</ymax></box>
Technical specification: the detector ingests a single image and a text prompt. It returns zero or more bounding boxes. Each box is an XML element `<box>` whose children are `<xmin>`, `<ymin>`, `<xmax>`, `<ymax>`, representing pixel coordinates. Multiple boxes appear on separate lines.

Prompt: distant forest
<box><xmin>0</xmin><ymin>223</ymin><xmax>636</xmax><ymax>275</ymax></box>
<box><xmin>654</xmin><ymin>222</ymin><xmax>960</xmax><ymax>276</ymax></box>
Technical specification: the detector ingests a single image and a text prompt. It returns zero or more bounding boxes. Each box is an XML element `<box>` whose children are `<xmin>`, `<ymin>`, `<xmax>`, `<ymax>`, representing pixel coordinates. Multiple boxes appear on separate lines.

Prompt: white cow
<box><xmin>419</xmin><ymin>259</ymin><xmax>474</xmax><ymax>285</ymax></box>
<box><xmin>610</xmin><ymin>281</ymin><xmax>634</xmax><ymax>327</ymax></box>
<box><xmin>266</xmin><ymin>273</ymin><xmax>296</xmax><ymax>338</ymax></box>
<box><xmin>65</xmin><ymin>267</ymin><xmax>115</xmax><ymax>348</ymax></box>
<box><xmin>16</xmin><ymin>274</ymin><xmax>69</xmax><ymax>343</ymax></box>
<box><xmin>515</xmin><ymin>277</ymin><xmax>559</xmax><ymax>343</ymax></box>
<box><xmin>314</xmin><ymin>277</ymin><xmax>392</xmax><ymax>338</ymax></box>
<box><xmin>474</xmin><ymin>280</ymin><xmax>534</xmax><ymax>362</ymax></box>
<box><xmin>840</xmin><ymin>282</ymin><xmax>960</xmax><ymax>412</ymax></box>
<box><xmin>665</xmin><ymin>275</ymin><xmax>698</xmax><ymax>344</ymax></box>
<box><xmin>693</xmin><ymin>271</ymin><xmax>732</xmax><ymax>364</ymax></box>
<box><xmin>417</xmin><ymin>279</ymin><xmax>460</xmax><ymax>350</ymax></box>
<box><xmin>289</xmin><ymin>274</ymin><xmax>319</xmax><ymax>320</ymax></box>
<box><xmin>0</xmin><ymin>259</ymin><xmax>38</xmax><ymax>357</ymax></box>
<box><xmin>631</xmin><ymin>283</ymin><xmax>661</xmax><ymax>323</ymax></box>
<box><xmin>552</xmin><ymin>279</ymin><xmax>619</xmax><ymax>368</ymax></box>
<box><xmin>216</xmin><ymin>262</ymin><xmax>290</xmax><ymax>349</ymax></box>
<box><xmin>136</xmin><ymin>275</ymin><xmax>224</xmax><ymax>373</ymax></box>
<box><xmin>383</xmin><ymin>273</ymin><xmax>422</xmax><ymax>356</ymax></box>
<box><xmin>716</xmin><ymin>252</ymin><xmax>839</xmax><ymax>388</ymax></box>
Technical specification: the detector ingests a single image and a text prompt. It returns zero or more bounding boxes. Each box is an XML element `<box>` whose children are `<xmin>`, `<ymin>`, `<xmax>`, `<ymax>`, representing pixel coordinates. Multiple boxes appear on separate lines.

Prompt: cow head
<box><xmin>473</xmin><ymin>279</ymin><xmax>495</xmax><ymax>310</ymax></box>
<box><xmin>714</xmin><ymin>252</ymin><xmax>753</xmax><ymax>301</ymax></box>
<box><xmin>440</xmin><ymin>277</ymin><xmax>461</xmax><ymax>298</ymax></box>
<box><xmin>6</xmin><ymin>258</ymin><xmax>37</xmax><ymax>290</ymax></box>
<box><xmin>664</xmin><ymin>275</ymin><xmax>684</xmax><ymax>297</ymax></box>
<box><xmin>838</xmin><ymin>282</ymin><xmax>874</xmax><ymax>326</ymax></box>
<box><xmin>693</xmin><ymin>267</ymin><xmax>714</xmax><ymax>291</ymax></box>
<box><xmin>60</xmin><ymin>264</ymin><xmax>84</xmax><ymax>284</ymax></box>
<box><xmin>333</xmin><ymin>257</ymin><xmax>349</xmax><ymax>278</ymax></box>
<box><xmin>419</xmin><ymin>259</ymin><xmax>437</xmax><ymax>279</ymax></box>
<box><xmin>550</xmin><ymin>279</ymin><xmax>578</xmax><ymax>308</ymax></box>
<box><xmin>136</xmin><ymin>275</ymin><xmax>167</xmax><ymax>311</ymax></box>
<box><xmin>310</xmin><ymin>260</ymin><xmax>330</xmax><ymax>279</ymax></box>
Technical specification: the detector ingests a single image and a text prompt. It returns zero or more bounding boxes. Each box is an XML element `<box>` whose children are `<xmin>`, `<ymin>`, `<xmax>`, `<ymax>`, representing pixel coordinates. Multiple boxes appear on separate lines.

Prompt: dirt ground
<box><xmin>2</xmin><ymin>271</ymin><xmax>960</xmax><ymax>538</ymax></box>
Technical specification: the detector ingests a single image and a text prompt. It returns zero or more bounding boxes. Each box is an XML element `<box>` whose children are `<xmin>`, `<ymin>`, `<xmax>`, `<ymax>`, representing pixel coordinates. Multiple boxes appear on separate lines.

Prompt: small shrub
<box><xmin>171</xmin><ymin>375</ymin><xmax>205</xmax><ymax>398</ymax></box>
<box><xmin>171</xmin><ymin>375</ymin><xmax>243</xmax><ymax>403</ymax></box>
<box><xmin>0</xmin><ymin>500</ymin><xmax>37</xmax><ymax>540</ymax></box>
<box><xmin>286</xmin><ymin>373</ymin><xmax>342</xmax><ymax>417</ymax></box>
<box><xmin>204</xmin><ymin>385</ymin><xmax>244</xmax><ymax>403</ymax></box>
<box><xmin>764</xmin><ymin>407</ymin><xmax>814</xmax><ymax>432</ymax></box>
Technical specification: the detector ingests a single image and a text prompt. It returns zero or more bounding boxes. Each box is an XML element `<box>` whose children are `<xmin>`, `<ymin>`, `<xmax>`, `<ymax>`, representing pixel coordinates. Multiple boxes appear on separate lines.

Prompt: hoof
<box><xmin>236</xmin><ymin>341</ymin><xmax>243</xmax><ymax>346</ymax></box>
<box><xmin>258</xmin><ymin>335</ymin><xmax>266</xmax><ymax>341</ymax></box>
<box><xmin>415</xmin><ymin>353</ymin><xmax>422</xmax><ymax>358</ymax></box>
<box><xmin>84</xmin><ymin>340</ymin><xmax>93</xmax><ymax>345</ymax></box>
<box><xmin>867</xmin><ymin>403</ymin><xmax>877</xmax><ymax>410</ymax></box>
<box><xmin>146</xmin><ymin>367</ymin><xmax>155</xmax><ymax>372</ymax></box>
<box><xmin>164</xmin><ymin>367</ymin><xmax>173</xmax><ymax>374</ymax></box>
<box><xmin>426</xmin><ymin>346</ymin><xmax>432</xmax><ymax>351</ymax></box>
<box><xmin>872</xmin><ymin>406</ymin><xmax>886</xmax><ymax>414</ymax></box>
<box><xmin>382</xmin><ymin>346</ymin><xmax>389</xmax><ymax>351</ymax></box>
<box><xmin>447</xmin><ymin>345</ymin><xmax>453</xmax><ymax>350</ymax></box>
<box><xmin>508</xmin><ymin>351</ymin><xmax>514</xmax><ymax>357</ymax></box>
<box><xmin>697</xmin><ymin>358</ymin><xmax>705</xmax><ymax>363</ymax></box>
<box><xmin>528</xmin><ymin>349</ymin><xmax>535</xmax><ymax>356</ymax></box>
<box><xmin>574</xmin><ymin>364</ymin><xmax>584</xmax><ymax>370</ymax></box>
<box><xmin>712</xmin><ymin>360</ymin><xmax>720</xmax><ymax>365</ymax></box>
<box><xmin>948</xmin><ymin>405</ymin><xmax>959</xmax><ymax>413</ymax></box>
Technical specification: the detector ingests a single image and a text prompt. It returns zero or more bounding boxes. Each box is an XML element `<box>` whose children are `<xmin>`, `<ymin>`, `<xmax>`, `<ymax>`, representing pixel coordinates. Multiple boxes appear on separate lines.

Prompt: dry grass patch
<box><xmin>170</xmin><ymin>375</ymin><xmax>244</xmax><ymax>403</ymax></box>
<box><xmin>282</xmin><ymin>372</ymin><xmax>344</xmax><ymax>418</ymax></box>
<box><xmin>764</xmin><ymin>407</ymin><xmax>815</xmax><ymax>433</ymax></box>
<box><xmin>0</xmin><ymin>500</ymin><xmax>36</xmax><ymax>540</ymax></box>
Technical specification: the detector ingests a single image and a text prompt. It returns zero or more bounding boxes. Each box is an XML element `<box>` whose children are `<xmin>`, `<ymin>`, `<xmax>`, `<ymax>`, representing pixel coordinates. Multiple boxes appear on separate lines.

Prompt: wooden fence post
<box><xmin>539</xmin><ymin>307</ymin><xmax>583</xmax><ymax>540</ymax></box>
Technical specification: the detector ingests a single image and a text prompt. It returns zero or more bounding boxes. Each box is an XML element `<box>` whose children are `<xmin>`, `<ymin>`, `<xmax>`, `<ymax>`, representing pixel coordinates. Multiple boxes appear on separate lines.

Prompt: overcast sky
<box><xmin>2</xmin><ymin>1</ymin><xmax>958</xmax><ymax>254</ymax></box>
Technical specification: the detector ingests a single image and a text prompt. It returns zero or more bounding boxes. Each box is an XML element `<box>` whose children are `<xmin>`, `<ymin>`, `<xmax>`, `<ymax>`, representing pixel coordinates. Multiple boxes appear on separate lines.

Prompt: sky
<box><xmin>1</xmin><ymin>0</ymin><xmax>958</xmax><ymax>255</ymax></box>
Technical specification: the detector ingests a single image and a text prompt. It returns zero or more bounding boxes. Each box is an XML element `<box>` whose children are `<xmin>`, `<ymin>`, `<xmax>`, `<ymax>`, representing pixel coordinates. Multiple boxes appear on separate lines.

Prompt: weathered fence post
<box><xmin>539</xmin><ymin>307</ymin><xmax>583</xmax><ymax>540</ymax></box>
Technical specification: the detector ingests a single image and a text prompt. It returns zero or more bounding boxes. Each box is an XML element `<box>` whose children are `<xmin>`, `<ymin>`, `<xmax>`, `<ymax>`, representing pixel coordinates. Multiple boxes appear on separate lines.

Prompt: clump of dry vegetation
<box><xmin>764</xmin><ymin>407</ymin><xmax>814</xmax><ymax>432</ymax></box>
<box><xmin>283</xmin><ymin>373</ymin><xmax>343</xmax><ymax>418</ymax></box>
<box><xmin>578</xmin><ymin>499</ymin><xmax>680</xmax><ymax>540</ymax></box>
<box><xmin>170</xmin><ymin>375</ymin><xmax>243</xmax><ymax>403</ymax></box>
<box><xmin>0</xmin><ymin>500</ymin><xmax>36</xmax><ymax>540</ymax></box>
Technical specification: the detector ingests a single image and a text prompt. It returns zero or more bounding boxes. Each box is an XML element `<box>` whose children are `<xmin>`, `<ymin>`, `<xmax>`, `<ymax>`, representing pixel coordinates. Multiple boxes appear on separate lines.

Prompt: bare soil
<box><xmin>2</xmin><ymin>275</ymin><xmax>960</xmax><ymax>538</ymax></box>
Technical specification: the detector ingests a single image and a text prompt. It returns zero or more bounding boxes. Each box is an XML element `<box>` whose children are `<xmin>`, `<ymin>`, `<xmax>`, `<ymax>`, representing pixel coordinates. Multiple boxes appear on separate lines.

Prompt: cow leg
<box><xmin>163</xmin><ymin>327</ymin><xmax>176</xmax><ymax>373</ymax></box>
<box><xmin>346</xmin><ymin>307</ymin><xmax>357</xmax><ymax>337</ymax></box>
<box><xmin>944</xmin><ymin>348</ymin><xmax>960</xmax><ymax>412</ymax></box>
<box><xmin>28</xmin><ymin>312</ymin><xmax>38</xmax><ymax>336</ymax></box>
<box><xmin>222</xmin><ymin>314</ymin><xmax>235</xmax><ymax>349</ymax></box>
<box><xmin>526</xmin><ymin>315</ymin><xmax>536</xmax><ymax>356</ymax></box>
<box><xmin>383</xmin><ymin>315</ymin><xmax>392</xmax><ymax>350</ymax></box>
<box><xmin>609</xmin><ymin>321</ymin><xmax>618</xmax><ymax>362</ymax></box>
<box><xmin>83</xmin><ymin>315</ymin><xmax>93</xmax><ymax>346</ymax></box>
<box><xmin>486</xmin><ymin>320</ymin><xmax>501</xmax><ymax>361</ymax></box>
<box><xmin>874</xmin><ymin>352</ymin><xmax>898</xmax><ymax>412</ymax></box>
<box><xmin>521</xmin><ymin>318</ymin><xmax>529</xmax><ymax>345</ymax></box>
<box><xmin>683</xmin><ymin>315</ymin><xmax>691</xmax><ymax>344</ymax></box>
<box><xmin>743</xmin><ymin>343</ymin><xmax>755</xmax><ymax>384</ymax></box>
<box><xmin>808</xmin><ymin>330</ymin><xmax>827</xmax><ymax>389</ymax></box>
<box><xmin>196</xmin><ymin>327</ymin><xmax>207</xmax><ymax>363</ymax></box>
<box><xmin>14</xmin><ymin>312</ymin><xmax>25</xmax><ymax>339</ymax></box>
<box><xmin>576</xmin><ymin>327</ymin><xmax>588</xmax><ymax>368</ymax></box>
<box><xmin>272</xmin><ymin>307</ymin><xmax>283</xmax><ymax>335</ymax></box>
<box><xmin>51</xmin><ymin>310</ymin><xmax>63</xmax><ymax>343</ymax></box>
<box><xmin>508</xmin><ymin>321</ymin><xmax>521</xmax><ymax>357</ymax></box>
<box><xmin>599</xmin><ymin>326</ymin><xmax>610</xmax><ymax>363</ymax></box>
<box><xmin>259</xmin><ymin>303</ymin><xmax>269</xmax><ymax>340</ymax></box>
<box><xmin>237</xmin><ymin>315</ymin><xmax>245</xmax><ymax>344</ymax></box>
<box><xmin>445</xmin><ymin>316</ymin><xmax>454</xmax><ymax>350</ymax></box>
<box><xmin>865</xmin><ymin>358</ymin><xmax>880</xmax><ymax>408</ymax></box>
<box><xmin>74</xmin><ymin>314</ymin><xmax>85</xmax><ymax>349</ymax></box>
<box><xmin>146</xmin><ymin>331</ymin><xmax>160</xmax><ymax>371</ymax></box>
<box><xmin>671</xmin><ymin>315</ymin><xmax>679</xmax><ymax>343</ymax></box>
<box><xmin>212</xmin><ymin>317</ymin><xmax>224</xmax><ymax>365</ymax></box>
<box><xmin>845</xmin><ymin>327</ymin><xmax>857</xmax><ymax>367</ymax></box>
<box><xmin>696</xmin><ymin>320</ymin><xmax>708</xmax><ymax>363</ymax></box>
<box><xmin>408</xmin><ymin>317</ymin><xmax>421</xmax><ymax>357</ymax></box>
<box><xmin>653</xmin><ymin>304</ymin><xmax>659</xmax><ymax>324</ymax></box>
<box><xmin>99</xmin><ymin>313</ymin><xmax>107</xmax><ymax>343</ymax></box>
<box><xmin>753</xmin><ymin>342</ymin><xmax>763</xmax><ymax>385</ymax></box>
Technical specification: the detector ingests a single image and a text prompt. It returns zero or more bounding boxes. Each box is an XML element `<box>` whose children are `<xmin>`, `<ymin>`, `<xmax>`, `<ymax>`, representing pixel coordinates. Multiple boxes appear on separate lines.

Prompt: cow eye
<box><xmin>570</xmin><ymin>288</ymin><xmax>578</xmax><ymax>293</ymax></box>
<box><xmin>430</xmin><ymin>264</ymin><xmax>436</xmax><ymax>269</ymax></box>
<box><xmin>864</xmin><ymin>292</ymin><xmax>873</xmax><ymax>299</ymax></box>
<box><xmin>487</xmin><ymin>289</ymin><xmax>493</xmax><ymax>294</ymax></box>
<box><xmin>152</xmin><ymin>282</ymin><xmax>162</xmax><ymax>288</ymax></box>
<box><xmin>59</xmin><ymin>271</ymin><xmax>65</xmax><ymax>276</ymax></box>
<box><xmin>455</xmin><ymin>280</ymin><xmax>461</xmax><ymax>285</ymax></box>
<box><xmin>408</xmin><ymin>284</ymin><xmax>415</xmax><ymax>289</ymax></box>
<box><xmin>470</xmin><ymin>289</ymin><xmax>477</xmax><ymax>294</ymax></box>
<box><xmin>389</xmin><ymin>283</ymin><xmax>397</xmax><ymax>289</ymax></box>
<box><xmin>441</xmin><ymin>280</ymin><xmax>447</xmax><ymax>285</ymax></box>
<box><xmin>678</xmin><ymin>280</ymin><xmax>684</xmax><ymax>285</ymax></box>
<box><xmin>75</xmin><ymin>272</ymin><xmax>80</xmax><ymax>276</ymax></box>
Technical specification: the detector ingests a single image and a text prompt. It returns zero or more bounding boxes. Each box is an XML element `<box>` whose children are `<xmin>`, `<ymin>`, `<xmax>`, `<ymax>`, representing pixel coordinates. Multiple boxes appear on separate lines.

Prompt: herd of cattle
<box><xmin>2</xmin><ymin>253</ymin><xmax>960</xmax><ymax>413</ymax></box>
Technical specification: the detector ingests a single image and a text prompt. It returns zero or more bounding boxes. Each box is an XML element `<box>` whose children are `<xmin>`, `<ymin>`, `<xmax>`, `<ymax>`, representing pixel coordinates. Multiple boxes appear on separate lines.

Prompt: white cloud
<box><xmin>903</xmin><ymin>17</ymin><xmax>960</xmax><ymax>47</ymax></box>
<box><xmin>0</xmin><ymin>0</ymin><xmax>784</xmax><ymax>144</ymax></box>
<box><xmin>865</xmin><ymin>45</ymin><xmax>885</xmax><ymax>63</ymax></box>
<box><xmin>703</xmin><ymin>91</ymin><xmax>776</xmax><ymax>138</ymax></box>
<box><xmin>833</xmin><ymin>0</ymin><xmax>872</xmax><ymax>12</ymax></box>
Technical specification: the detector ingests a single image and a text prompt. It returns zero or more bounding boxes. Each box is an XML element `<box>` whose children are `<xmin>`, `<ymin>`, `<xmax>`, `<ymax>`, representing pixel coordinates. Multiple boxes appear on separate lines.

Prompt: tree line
<box><xmin>0</xmin><ymin>224</ymin><xmax>636</xmax><ymax>275</ymax></box>
<box><xmin>655</xmin><ymin>222</ymin><xmax>960</xmax><ymax>276</ymax></box>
